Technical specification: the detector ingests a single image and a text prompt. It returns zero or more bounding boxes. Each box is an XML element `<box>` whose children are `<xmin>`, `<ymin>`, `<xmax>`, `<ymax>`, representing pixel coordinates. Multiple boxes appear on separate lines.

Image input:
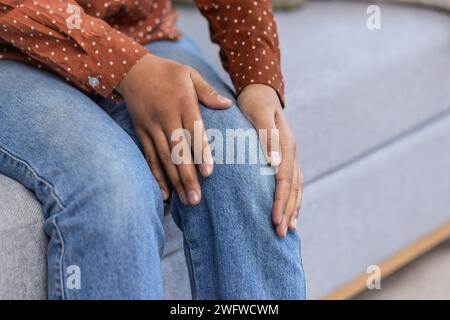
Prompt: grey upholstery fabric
<box><xmin>300</xmin><ymin>113</ymin><xmax>450</xmax><ymax>298</ymax></box>
<box><xmin>1</xmin><ymin>1</ymin><xmax>450</xmax><ymax>299</ymax></box>
<box><xmin>0</xmin><ymin>175</ymin><xmax>47</xmax><ymax>300</ymax></box>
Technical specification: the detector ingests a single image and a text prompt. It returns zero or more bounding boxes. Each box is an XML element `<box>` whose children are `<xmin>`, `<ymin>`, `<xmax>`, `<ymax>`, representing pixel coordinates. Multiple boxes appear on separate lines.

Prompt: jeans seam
<box><xmin>183</xmin><ymin>233</ymin><xmax>198</xmax><ymax>299</ymax></box>
<box><xmin>0</xmin><ymin>146</ymin><xmax>66</xmax><ymax>211</ymax></box>
<box><xmin>297</xmin><ymin>233</ymin><xmax>307</xmax><ymax>298</ymax></box>
<box><xmin>171</xmin><ymin>203</ymin><xmax>200</xmax><ymax>299</ymax></box>
<box><xmin>0</xmin><ymin>145</ymin><xmax>67</xmax><ymax>299</ymax></box>
<box><xmin>52</xmin><ymin>216</ymin><xmax>67</xmax><ymax>300</ymax></box>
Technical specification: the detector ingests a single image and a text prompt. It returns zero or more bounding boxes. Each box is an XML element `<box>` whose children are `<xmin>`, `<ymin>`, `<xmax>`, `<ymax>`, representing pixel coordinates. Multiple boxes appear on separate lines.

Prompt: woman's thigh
<box><xmin>0</xmin><ymin>60</ymin><xmax>167</xmax><ymax>299</ymax></box>
<box><xmin>0</xmin><ymin>60</ymin><xmax>161</xmax><ymax>220</ymax></box>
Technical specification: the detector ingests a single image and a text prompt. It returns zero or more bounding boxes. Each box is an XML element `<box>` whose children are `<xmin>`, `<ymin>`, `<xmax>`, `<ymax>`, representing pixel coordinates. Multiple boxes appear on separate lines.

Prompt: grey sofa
<box><xmin>1</xmin><ymin>1</ymin><xmax>450</xmax><ymax>300</ymax></box>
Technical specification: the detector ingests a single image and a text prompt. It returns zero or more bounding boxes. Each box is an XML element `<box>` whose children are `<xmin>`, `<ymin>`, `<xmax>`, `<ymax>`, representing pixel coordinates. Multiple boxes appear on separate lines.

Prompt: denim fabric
<box><xmin>0</xmin><ymin>36</ymin><xmax>305</xmax><ymax>300</ymax></box>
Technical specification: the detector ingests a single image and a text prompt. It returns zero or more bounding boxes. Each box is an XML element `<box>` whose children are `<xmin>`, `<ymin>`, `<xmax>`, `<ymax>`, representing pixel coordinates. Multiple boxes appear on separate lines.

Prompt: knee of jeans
<box><xmin>201</xmin><ymin>103</ymin><xmax>275</xmax><ymax>191</ymax></box>
<box><xmin>213</xmin><ymin>161</ymin><xmax>275</xmax><ymax>203</ymax></box>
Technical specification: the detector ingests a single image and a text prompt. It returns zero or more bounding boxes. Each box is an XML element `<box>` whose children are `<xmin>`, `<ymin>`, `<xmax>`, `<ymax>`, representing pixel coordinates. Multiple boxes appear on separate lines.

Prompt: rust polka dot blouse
<box><xmin>0</xmin><ymin>0</ymin><xmax>284</xmax><ymax>103</ymax></box>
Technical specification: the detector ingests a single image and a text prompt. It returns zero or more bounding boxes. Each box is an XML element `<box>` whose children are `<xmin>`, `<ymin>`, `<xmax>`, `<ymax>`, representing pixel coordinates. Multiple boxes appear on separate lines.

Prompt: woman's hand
<box><xmin>238</xmin><ymin>84</ymin><xmax>304</xmax><ymax>238</ymax></box>
<box><xmin>117</xmin><ymin>53</ymin><xmax>232</xmax><ymax>205</ymax></box>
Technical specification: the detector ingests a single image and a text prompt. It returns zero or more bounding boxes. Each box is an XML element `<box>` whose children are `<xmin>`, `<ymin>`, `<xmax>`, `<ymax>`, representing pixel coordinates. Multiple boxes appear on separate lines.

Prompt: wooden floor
<box><xmin>355</xmin><ymin>238</ymin><xmax>450</xmax><ymax>299</ymax></box>
<box><xmin>325</xmin><ymin>221</ymin><xmax>450</xmax><ymax>300</ymax></box>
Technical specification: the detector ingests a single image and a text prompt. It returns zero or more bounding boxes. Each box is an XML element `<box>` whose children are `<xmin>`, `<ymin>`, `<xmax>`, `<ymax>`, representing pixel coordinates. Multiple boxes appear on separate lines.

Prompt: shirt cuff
<box><xmin>66</xmin><ymin>29</ymin><xmax>148</xmax><ymax>98</ymax></box>
<box><xmin>228</xmin><ymin>48</ymin><xmax>285</xmax><ymax>107</ymax></box>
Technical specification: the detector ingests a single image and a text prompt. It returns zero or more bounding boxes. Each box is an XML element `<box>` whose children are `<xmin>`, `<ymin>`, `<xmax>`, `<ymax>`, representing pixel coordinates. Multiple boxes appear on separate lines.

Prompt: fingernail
<box><xmin>289</xmin><ymin>222</ymin><xmax>297</xmax><ymax>232</ymax></box>
<box><xmin>217</xmin><ymin>94</ymin><xmax>232</xmax><ymax>104</ymax></box>
<box><xmin>293</xmin><ymin>218</ymin><xmax>298</xmax><ymax>227</ymax></box>
<box><xmin>204</xmin><ymin>152</ymin><xmax>214</xmax><ymax>166</ymax></box>
<box><xmin>199</xmin><ymin>165</ymin><xmax>209</xmax><ymax>177</ymax></box>
<box><xmin>278</xmin><ymin>226</ymin><xmax>287</xmax><ymax>239</ymax></box>
<box><xmin>187</xmin><ymin>190</ymin><xmax>200</xmax><ymax>205</ymax></box>
<box><xmin>202</xmin><ymin>163</ymin><xmax>213</xmax><ymax>176</ymax></box>
<box><xmin>202</xmin><ymin>151</ymin><xmax>214</xmax><ymax>176</ymax></box>
<box><xmin>161</xmin><ymin>189</ymin><xmax>168</xmax><ymax>200</ymax></box>
<box><xmin>270</xmin><ymin>151</ymin><xmax>281</xmax><ymax>166</ymax></box>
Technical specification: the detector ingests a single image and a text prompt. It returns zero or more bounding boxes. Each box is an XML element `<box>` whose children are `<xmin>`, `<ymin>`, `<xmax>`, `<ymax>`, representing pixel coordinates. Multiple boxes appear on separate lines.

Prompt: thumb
<box><xmin>191</xmin><ymin>70</ymin><xmax>232</xmax><ymax>109</ymax></box>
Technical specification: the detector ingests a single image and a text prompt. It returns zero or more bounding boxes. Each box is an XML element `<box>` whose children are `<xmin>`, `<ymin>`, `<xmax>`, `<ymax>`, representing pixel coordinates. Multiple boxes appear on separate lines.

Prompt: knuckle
<box><xmin>178</xmin><ymin>64</ymin><xmax>192</xmax><ymax>74</ymax></box>
<box><xmin>186</xmin><ymin>65</ymin><xmax>196</xmax><ymax>74</ymax></box>
<box><xmin>176</xmin><ymin>94</ymin><xmax>198</xmax><ymax>112</ymax></box>
<box><xmin>171</xmin><ymin>177</ymin><xmax>183</xmax><ymax>190</ymax></box>
<box><xmin>182</xmin><ymin>175</ymin><xmax>198</xmax><ymax>188</ymax></box>
<box><xmin>135</xmin><ymin>127</ymin><xmax>147</xmax><ymax>138</ymax></box>
<box><xmin>176</xmin><ymin>94</ymin><xmax>194</xmax><ymax>108</ymax></box>
<box><xmin>145</xmin><ymin>156</ymin><xmax>155</xmax><ymax>167</ymax></box>
<box><xmin>276</xmin><ymin>176</ymin><xmax>293</xmax><ymax>186</ymax></box>
<box><xmin>160</xmin><ymin>152</ymin><xmax>173</xmax><ymax>166</ymax></box>
<box><xmin>299</xmin><ymin>170</ymin><xmax>304</xmax><ymax>186</ymax></box>
<box><xmin>206</xmin><ymin>85</ymin><xmax>218</xmax><ymax>96</ymax></box>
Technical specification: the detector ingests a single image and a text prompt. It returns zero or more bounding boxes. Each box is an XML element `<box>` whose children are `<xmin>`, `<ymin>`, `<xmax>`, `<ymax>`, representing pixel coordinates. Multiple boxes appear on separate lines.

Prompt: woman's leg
<box><xmin>165</xmin><ymin>38</ymin><xmax>305</xmax><ymax>300</ymax></box>
<box><xmin>0</xmin><ymin>61</ymin><xmax>165</xmax><ymax>299</ymax></box>
<box><xmin>99</xmin><ymin>37</ymin><xmax>306</xmax><ymax>299</ymax></box>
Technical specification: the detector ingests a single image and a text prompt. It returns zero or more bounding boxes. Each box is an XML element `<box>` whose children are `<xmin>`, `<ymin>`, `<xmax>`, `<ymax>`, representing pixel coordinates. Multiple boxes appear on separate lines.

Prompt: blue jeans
<box><xmin>0</xmin><ymin>36</ymin><xmax>306</xmax><ymax>300</ymax></box>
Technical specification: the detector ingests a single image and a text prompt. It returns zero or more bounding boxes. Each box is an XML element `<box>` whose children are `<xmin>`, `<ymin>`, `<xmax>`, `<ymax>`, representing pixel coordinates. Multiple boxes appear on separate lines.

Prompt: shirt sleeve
<box><xmin>195</xmin><ymin>0</ymin><xmax>285</xmax><ymax>105</ymax></box>
<box><xmin>0</xmin><ymin>0</ymin><xmax>148</xmax><ymax>98</ymax></box>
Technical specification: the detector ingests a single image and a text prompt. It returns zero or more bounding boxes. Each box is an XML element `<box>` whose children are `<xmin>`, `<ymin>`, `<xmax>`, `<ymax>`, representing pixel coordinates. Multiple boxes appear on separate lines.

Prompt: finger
<box><xmin>287</xmin><ymin>164</ymin><xmax>300</xmax><ymax>231</ymax></box>
<box><xmin>164</xmin><ymin>121</ymin><xmax>202</xmax><ymax>206</ymax></box>
<box><xmin>151</xmin><ymin>127</ymin><xmax>188</xmax><ymax>205</ymax></box>
<box><xmin>291</xmin><ymin>166</ymin><xmax>304</xmax><ymax>229</ymax></box>
<box><xmin>276</xmin><ymin>215</ymin><xmax>289</xmax><ymax>239</ymax></box>
<box><xmin>182</xmin><ymin>105</ymin><xmax>214</xmax><ymax>177</ymax></box>
<box><xmin>137</xmin><ymin>129</ymin><xmax>169</xmax><ymax>200</ymax></box>
<box><xmin>272</xmin><ymin>117</ymin><xmax>296</xmax><ymax>238</ymax></box>
<box><xmin>190</xmin><ymin>69</ymin><xmax>232</xmax><ymax>109</ymax></box>
<box><xmin>250</xmin><ymin>112</ymin><xmax>281</xmax><ymax>167</ymax></box>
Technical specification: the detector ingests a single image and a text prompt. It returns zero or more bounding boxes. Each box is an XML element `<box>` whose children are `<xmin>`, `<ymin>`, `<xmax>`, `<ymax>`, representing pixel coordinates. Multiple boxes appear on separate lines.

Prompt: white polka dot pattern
<box><xmin>0</xmin><ymin>0</ymin><xmax>284</xmax><ymax>104</ymax></box>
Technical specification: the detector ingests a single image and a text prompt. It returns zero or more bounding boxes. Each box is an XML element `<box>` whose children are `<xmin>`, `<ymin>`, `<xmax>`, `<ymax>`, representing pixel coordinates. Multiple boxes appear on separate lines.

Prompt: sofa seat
<box><xmin>1</xmin><ymin>1</ymin><xmax>450</xmax><ymax>299</ymax></box>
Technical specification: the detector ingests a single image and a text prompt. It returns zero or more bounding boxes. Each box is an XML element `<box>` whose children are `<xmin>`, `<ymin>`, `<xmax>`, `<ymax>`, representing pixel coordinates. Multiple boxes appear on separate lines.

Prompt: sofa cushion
<box><xmin>0</xmin><ymin>174</ymin><xmax>47</xmax><ymax>299</ymax></box>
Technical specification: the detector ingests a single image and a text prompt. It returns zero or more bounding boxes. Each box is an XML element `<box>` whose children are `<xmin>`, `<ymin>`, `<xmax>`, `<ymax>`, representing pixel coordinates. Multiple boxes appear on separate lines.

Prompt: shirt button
<box><xmin>88</xmin><ymin>76</ymin><xmax>99</xmax><ymax>88</ymax></box>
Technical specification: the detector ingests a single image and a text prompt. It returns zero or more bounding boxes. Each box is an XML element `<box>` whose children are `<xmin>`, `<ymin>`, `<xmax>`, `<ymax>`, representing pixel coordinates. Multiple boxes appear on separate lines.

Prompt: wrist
<box><xmin>117</xmin><ymin>53</ymin><xmax>155</xmax><ymax>97</ymax></box>
<box><xmin>238</xmin><ymin>84</ymin><xmax>283</xmax><ymax>112</ymax></box>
